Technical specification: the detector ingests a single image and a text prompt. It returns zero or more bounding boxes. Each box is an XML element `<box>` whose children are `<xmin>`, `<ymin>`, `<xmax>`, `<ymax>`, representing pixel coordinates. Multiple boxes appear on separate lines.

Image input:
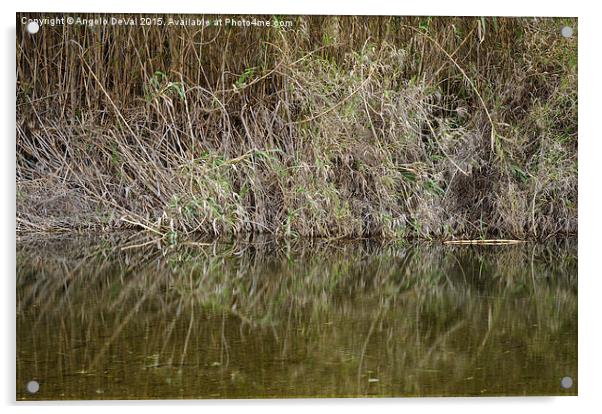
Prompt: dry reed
<box><xmin>16</xmin><ymin>14</ymin><xmax>578</xmax><ymax>240</ymax></box>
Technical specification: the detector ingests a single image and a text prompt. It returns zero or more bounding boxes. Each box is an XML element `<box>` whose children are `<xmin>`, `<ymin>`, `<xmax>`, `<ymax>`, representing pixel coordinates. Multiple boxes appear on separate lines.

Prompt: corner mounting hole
<box><xmin>561</xmin><ymin>26</ymin><xmax>573</xmax><ymax>38</ymax></box>
<box><xmin>26</xmin><ymin>380</ymin><xmax>39</xmax><ymax>394</ymax></box>
<box><xmin>26</xmin><ymin>21</ymin><xmax>40</xmax><ymax>35</ymax></box>
<box><xmin>560</xmin><ymin>376</ymin><xmax>573</xmax><ymax>389</ymax></box>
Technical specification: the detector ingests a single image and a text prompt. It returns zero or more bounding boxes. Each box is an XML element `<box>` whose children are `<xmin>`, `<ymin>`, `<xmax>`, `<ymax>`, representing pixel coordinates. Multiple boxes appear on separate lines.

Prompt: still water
<box><xmin>16</xmin><ymin>236</ymin><xmax>577</xmax><ymax>399</ymax></box>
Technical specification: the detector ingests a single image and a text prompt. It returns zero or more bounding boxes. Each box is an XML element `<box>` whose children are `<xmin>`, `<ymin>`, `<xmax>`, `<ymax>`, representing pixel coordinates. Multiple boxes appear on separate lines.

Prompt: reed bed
<box><xmin>16</xmin><ymin>14</ymin><xmax>577</xmax><ymax>240</ymax></box>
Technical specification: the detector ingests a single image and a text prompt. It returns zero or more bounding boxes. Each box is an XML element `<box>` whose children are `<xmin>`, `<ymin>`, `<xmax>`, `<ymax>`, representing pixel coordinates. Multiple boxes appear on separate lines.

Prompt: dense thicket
<box><xmin>16</xmin><ymin>15</ymin><xmax>577</xmax><ymax>240</ymax></box>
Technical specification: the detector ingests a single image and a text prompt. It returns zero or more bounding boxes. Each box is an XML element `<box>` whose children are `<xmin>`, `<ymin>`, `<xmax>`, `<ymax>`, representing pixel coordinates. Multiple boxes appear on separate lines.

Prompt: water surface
<box><xmin>16</xmin><ymin>236</ymin><xmax>577</xmax><ymax>399</ymax></box>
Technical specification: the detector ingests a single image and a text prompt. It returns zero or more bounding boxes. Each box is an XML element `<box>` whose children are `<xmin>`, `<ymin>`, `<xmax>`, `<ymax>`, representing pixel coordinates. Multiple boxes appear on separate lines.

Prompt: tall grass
<box><xmin>16</xmin><ymin>14</ymin><xmax>577</xmax><ymax>240</ymax></box>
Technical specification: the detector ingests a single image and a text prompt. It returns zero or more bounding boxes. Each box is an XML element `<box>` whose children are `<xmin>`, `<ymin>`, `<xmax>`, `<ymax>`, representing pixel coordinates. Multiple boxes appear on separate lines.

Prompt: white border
<box><xmin>2</xmin><ymin>1</ymin><xmax>600</xmax><ymax>413</ymax></box>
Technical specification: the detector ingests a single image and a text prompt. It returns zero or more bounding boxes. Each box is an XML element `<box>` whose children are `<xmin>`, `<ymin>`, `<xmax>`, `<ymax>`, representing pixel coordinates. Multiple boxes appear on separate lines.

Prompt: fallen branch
<box><xmin>444</xmin><ymin>239</ymin><xmax>525</xmax><ymax>245</ymax></box>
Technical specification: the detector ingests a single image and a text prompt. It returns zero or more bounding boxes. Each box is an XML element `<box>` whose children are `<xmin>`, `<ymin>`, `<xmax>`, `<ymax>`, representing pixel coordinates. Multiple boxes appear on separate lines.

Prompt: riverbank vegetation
<box><xmin>16</xmin><ymin>15</ymin><xmax>577</xmax><ymax>240</ymax></box>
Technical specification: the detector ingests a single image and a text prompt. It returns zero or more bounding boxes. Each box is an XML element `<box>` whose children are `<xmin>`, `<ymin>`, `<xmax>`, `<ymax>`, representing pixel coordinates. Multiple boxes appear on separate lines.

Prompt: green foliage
<box><xmin>16</xmin><ymin>16</ymin><xmax>577</xmax><ymax>240</ymax></box>
<box><xmin>144</xmin><ymin>70</ymin><xmax>186</xmax><ymax>102</ymax></box>
<box><xmin>235</xmin><ymin>67</ymin><xmax>254</xmax><ymax>89</ymax></box>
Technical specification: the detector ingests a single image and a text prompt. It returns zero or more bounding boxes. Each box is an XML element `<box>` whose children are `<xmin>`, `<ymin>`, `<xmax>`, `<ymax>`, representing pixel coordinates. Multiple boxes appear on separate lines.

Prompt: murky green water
<box><xmin>16</xmin><ymin>236</ymin><xmax>577</xmax><ymax>399</ymax></box>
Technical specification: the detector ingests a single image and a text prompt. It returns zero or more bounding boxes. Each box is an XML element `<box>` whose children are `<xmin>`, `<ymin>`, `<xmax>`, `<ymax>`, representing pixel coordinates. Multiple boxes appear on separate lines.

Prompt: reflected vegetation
<box><xmin>17</xmin><ymin>235</ymin><xmax>577</xmax><ymax>399</ymax></box>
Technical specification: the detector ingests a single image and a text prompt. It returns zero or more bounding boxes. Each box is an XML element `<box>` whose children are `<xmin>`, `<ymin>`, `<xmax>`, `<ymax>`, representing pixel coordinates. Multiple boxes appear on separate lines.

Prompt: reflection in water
<box><xmin>16</xmin><ymin>236</ymin><xmax>577</xmax><ymax>399</ymax></box>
